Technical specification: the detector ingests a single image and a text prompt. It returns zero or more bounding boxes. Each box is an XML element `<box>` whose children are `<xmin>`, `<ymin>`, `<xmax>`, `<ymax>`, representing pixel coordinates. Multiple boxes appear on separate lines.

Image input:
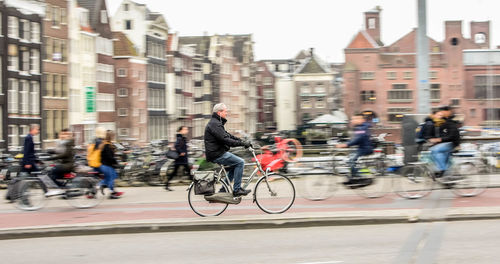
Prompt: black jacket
<box><xmin>204</xmin><ymin>113</ymin><xmax>245</xmax><ymax>162</ymax></box>
<box><xmin>422</xmin><ymin>117</ymin><xmax>437</xmax><ymax>140</ymax></box>
<box><xmin>22</xmin><ymin>134</ymin><xmax>36</xmax><ymax>166</ymax></box>
<box><xmin>347</xmin><ymin>122</ymin><xmax>373</xmax><ymax>155</ymax></box>
<box><xmin>48</xmin><ymin>139</ymin><xmax>75</xmax><ymax>171</ymax></box>
<box><xmin>95</xmin><ymin>139</ymin><xmax>118</xmax><ymax>167</ymax></box>
<box><xmin>174</xmin><ymin>133</ymin><xmax>188</xmax><ymax>165</ymax></box>
<box><xmin>439</xmin><ymin>116</ymin><xmax>461</xmax><ymax>147</ymax></box>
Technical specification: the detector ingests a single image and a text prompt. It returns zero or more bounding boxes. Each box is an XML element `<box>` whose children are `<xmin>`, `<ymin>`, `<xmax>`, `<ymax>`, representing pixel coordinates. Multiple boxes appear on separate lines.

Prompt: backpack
<box><xmin>415</xmin><ymin>123</ymin><xmax>427</xmax><ymax>143</ymax></box>
<box><xmin>87</xmin><ymin>141</ymin><xmax>108</xmax><ymax>168</ymax></box>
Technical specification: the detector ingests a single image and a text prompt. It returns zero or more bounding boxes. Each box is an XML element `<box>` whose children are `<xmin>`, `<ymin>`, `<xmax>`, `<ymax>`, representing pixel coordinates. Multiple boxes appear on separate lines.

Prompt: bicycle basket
<box><xmin>193</xmin><ymin>171</ymin><xmax>215</xmax><ymax>195</ymax></box>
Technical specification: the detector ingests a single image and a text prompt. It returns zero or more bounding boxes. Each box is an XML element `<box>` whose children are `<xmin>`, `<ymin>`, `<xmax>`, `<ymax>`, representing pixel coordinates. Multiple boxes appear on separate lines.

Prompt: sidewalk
<box><xmin>2</xmin><ymin>178</ymin><xmax>500</xmax><ymax>240</ymax></box>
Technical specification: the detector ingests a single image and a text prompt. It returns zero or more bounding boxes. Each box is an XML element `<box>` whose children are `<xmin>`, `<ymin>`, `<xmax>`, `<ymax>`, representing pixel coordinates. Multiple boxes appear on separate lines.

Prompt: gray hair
<box><xmin>213</xmin><ymin>103</ymin><xmax>227</xmax><ymax>113</ymax></box>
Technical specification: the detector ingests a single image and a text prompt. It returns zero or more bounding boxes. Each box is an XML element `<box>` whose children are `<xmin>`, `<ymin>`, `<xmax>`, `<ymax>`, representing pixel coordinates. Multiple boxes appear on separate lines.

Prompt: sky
<box><xmin>106</xmin><ymin>0</ymin><xmax>500</xmax><ymax>62</ymax></box>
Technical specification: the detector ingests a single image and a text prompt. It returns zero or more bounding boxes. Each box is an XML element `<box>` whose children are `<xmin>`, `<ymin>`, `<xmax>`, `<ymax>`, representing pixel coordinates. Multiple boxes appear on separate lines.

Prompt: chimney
<box><xmin>364</xmin><ymin>6</ymin><xmax>382</xmax><ymax>44</ymax></box>
<box><xmin>470</xmin><ymin>21</ymin><xmax>490</xmax><ymax>48</ymax></box>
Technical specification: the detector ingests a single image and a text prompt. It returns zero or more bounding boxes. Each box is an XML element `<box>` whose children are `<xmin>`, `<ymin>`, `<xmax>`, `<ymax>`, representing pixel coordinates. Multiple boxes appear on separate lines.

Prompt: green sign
<box><xmin>85</xmin><ymin>86</ymin><xmax>96</xmax><ymax>113</ymax></box>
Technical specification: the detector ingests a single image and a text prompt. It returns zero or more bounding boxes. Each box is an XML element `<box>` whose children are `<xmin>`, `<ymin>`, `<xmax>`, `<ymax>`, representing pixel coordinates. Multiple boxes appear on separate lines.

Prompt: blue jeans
<box><xmin>430</xmin><ymin>142</ymin><xmax>454</xmax><ymax>172</ymax></box>
<box><xmin>97</xmin><ymin>165</ymin><xmax>118</xmax><ymax>191</ymax></box>
<box><xmin>213</xmin><ymin>152</ymin><xmax>245</xmax><ymax>191</ymax></box>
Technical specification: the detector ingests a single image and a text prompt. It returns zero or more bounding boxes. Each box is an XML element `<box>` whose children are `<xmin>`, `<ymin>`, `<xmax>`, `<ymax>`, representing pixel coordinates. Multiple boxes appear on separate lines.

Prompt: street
<box><xmin>1</xmin><ymin>220</ymin><xmax>499</xmax><ymax>264</ymax></box>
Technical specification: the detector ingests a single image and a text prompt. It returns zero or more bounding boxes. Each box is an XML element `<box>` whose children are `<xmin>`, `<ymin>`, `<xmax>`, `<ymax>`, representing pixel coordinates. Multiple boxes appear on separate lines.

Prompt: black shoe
<box><xmin>165</xmin><ymin>186</ymin><xmax>173</xmax><ymax>191</ymax></box>
<box><xmin>233</xmin><ymin>188</ymin><xmax>251</xmax><ymax>196</ymax></box>
<box><xmin>434</xmin><ymin>171</ymin><xmax>445</xmax><ymax>179</ymax></box>
<box><xmin>342</xmin><ymin>177</ymin><xmax>363</xmax><ymax>185</ymax></box>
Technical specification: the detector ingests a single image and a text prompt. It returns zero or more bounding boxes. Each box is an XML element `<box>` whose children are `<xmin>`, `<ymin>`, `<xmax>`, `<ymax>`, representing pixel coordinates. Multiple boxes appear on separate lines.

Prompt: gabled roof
<box><xmin>386</xmin><ymin>28</ymin><xmax>440</xmax><ymax>53</ymax></box>
<box><xmin>232</xmin><ymin>34</ymin><xmax>252</xmax><ymax>63</ymax></box>
<box><xmin>294</xmin><ymin>54</ymin><xmax>331</xmax><ymax>74</ymax></box>
<box><xmin>346</xmin><ymin>30</ymin><xmax>380</xmax><ymax>49</ymax></box>
<box><xmin>179</xmin><ymin>36</ymin><xmax>211</xmax><ymax>56</ymax></box>
<box><xmin>113</xmin><ymin>32</ymin><xmax>138</xmax><ymax>56</ymax></box>
<box><xmin>295</xmin><ymin>50</ymin><xmax>309</xmax><ymax>60</ymax></box>
<box><xmin>77</xmin><ymin>0</ymin><xmax>105</xmax><ymax>29</ymax></box>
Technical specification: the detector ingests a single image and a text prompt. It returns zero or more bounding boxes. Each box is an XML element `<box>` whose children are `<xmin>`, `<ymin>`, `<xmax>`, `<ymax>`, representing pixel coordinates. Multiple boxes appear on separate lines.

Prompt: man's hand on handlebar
<box><xmin>243</xmin><ymin>141</ymin><xmax>253</xmax><ymax>149</ymax></box>
<box><xmin>336</xmin><ymin>144</ymin><xmax>348</xmax><ymax>148</ymax></box>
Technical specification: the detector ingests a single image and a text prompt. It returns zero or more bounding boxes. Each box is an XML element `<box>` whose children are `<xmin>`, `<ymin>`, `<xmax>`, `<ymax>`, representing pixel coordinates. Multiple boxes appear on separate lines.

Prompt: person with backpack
<box><xmin>415</xmin><ymin>110</ymin><xmax>440</xmax><ymax>151</ymax></box>
<box><xmin>87</xmin><ymin>128</ymin><xmax>123</xmax><ymax>199</ymax></box>
<box><xmin>165</xmin><ymin>126</ymin><xmax>192</xmax><ymax>191</ymax></box>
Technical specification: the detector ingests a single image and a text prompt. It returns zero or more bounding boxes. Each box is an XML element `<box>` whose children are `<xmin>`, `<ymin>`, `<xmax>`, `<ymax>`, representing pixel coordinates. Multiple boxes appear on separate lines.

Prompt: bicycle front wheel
<box><xmin>393</xmin><ymin>164</ymin><xmax>434</xmax><ymax>199</ymax></box>
<box><xmin>301</xmin><ymin>173</ymin><xmax>337</xmax><ymax>201</ymax></box>
<box><xmin>188</xmin><ymin>180</ymin><xmax>229</xmax><ymax>217</ymax></box>
<box><xmin>66</xmin><ymin>177</ymin><xmax>104</xmax><ymax>209</ymax></box>
<box><xmin>254</xmin><ymin>174</ymin><xmax>295</xmax><ymax>214</ymax></box>
<box><xmin>450</xmin><ymin>162</ymin><xmax>489</xmax><ymax>197</ymax></box>
<box><xmin>16</xmin><ymin>179</ymin><xmax>47</xmax><ymax>211</ymax></box>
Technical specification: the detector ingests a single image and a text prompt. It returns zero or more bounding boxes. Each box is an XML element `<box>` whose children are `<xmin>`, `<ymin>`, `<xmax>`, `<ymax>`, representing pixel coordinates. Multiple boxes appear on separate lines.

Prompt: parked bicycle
<box><xmin>187</xmin><ymin>146</ymin><xmax>296</xmax><ymax>217</ymax></box>
<box><xmin>393</xmin><ymin>149</ymin><xmax>490</xmax><ymax>199</ymax></box>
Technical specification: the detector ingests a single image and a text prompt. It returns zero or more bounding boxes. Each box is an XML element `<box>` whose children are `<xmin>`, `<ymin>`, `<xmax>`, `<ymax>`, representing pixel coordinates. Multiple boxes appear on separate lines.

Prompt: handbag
<box><xmin>193</xmin><ymin>171</ymin><xmax>215</xmax><ymax>195</ymax></box>
<box><xmin>166</xmin><ymin>149</ymin><xmax>179</xmax><ymax>160</ymax></box>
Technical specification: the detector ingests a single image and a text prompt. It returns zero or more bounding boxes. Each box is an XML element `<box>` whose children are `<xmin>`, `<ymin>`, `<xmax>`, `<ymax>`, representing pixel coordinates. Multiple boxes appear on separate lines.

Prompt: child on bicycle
<box><xmin>336</xmin><ymin>113</ymin><xmax>374</xmax><ymax>186</ymax></box>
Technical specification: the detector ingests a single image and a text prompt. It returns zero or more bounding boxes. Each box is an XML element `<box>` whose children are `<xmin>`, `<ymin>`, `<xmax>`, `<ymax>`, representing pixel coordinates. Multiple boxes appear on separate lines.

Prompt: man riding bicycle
<box><xmin>204</xmin><ymin>103</ymin><xmax>252</xmax><ymax>196</ymax></box>
<box><xmin>428</xmin><ymin>105</ymin><xmax>461</xmax><ymax>179</ymax></box>
<box><xmin>336</xmin><ymin>113</ymin><xmax>374</xmax><ymax>186</ymax></box>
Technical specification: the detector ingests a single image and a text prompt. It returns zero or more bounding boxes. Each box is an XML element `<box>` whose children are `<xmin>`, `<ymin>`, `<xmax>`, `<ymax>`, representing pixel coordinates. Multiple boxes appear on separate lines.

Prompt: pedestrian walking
<box><xmin>22</xmin><ymin>124</ymin><xmax>40</xmax><ymax>173</ymax></box>
<box><xmin>165</xmin><ymin>126</ymin><xmax>192</xmax><ymax>191</ymax></box>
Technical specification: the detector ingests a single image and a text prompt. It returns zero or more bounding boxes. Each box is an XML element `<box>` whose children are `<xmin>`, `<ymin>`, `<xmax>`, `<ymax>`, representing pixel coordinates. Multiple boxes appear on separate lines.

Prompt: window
<box><xmin>450</xmin><ymin>98</ymin><xmax>460</xmax><ymax>106</ymax></box>
<box><xmin>360</xmin><ymin>72</ymin><xmax>375</xmax><ymax>80</ymax></box>
<box><xmin>52</xmin><ymin>6</ymin><xmax>60</xmax><ymax>27</ymax></box>
<box><xmin>386</xmin><ymin>71</ymin><xmax>397</xmax><ymax>80</ymax></box>
<box><xmin>139</xmin><ymin>88</ymin><xmax>146</xmax><ymax>101</ymax></box>
<box><xmin>61</xmin><ymin>75</ymin><xmax>67</xmax><ymax>97</ymax></box>
<box><xmin>431</xmin><ymin>84</ymin><xmax>440</xmax><ymax>101</ymax></box>
<box><xmin>470</xmin><ymin>109</ymin><xmax>476</xmax><ymax>118</ymax></box>
<box><xmin>44</xmin><ymin>36</ymin><xmax>52</xmax><ymax>60</ymax></box>
<box><xmin>139</xmin><ymin>109</ymin><xmax>146</xmax><ymax>123</ymax></box>
<box><xmin>8</xmin><ymin>79</ymin><xmax>18</xmax><ymax>113</ymax></box>
<box><xmin>403</xmin><ymin>71</ymin><xmax>412</xmax><ymax>80</ymax></box>
<box><xmin>315</xmin><ymin>98</ymin><xmax>326</xmax><ymax>108</ymax></box>
<box><xmin>21</xmin><ymin>50</ymin><xmax>29</xmax><ymax>73</ymax></box>
<box><xmin>301</xmin><ymin>86</ymin><xmax>311</xmax><ymax>95</ymax></box>
<box><xmin>474</xmin><ymin>75</ymin><xmax>500</xmax><ymax>99</ymax></box>
<box><xmin>301</xmin><ymin>99</ymin><xmax>312</xmax><ymax>109</ymax></box>
<box><xmin>30</xmin><ymin>82</ymin><xmax>40</xmax><ymax>115</ymax></box>
<box><xmin>263</xmin><ymin>89</ymin><xmax>274</xmax><ymax>99</ymax></box>
<box><xmin>368</xmin><ymin>18</ymin><xmax>376</xmax><ymax>29</ymax></box>
<box><xmin>429</xmin><ymin>71</ymin><xmax>438</xmax><ymax>79</ymax></box>
<box><xmin>125</xmin><ymin>20</ymin><xmax>132</xmax><ymax>30</ymax></box>
<box><xmin>20</xmin><ymin>19</ymin><xmax>30</xmax><ymax>41</ymax></box>
<box><xmin>118</xmin><ymin>88</ymin><xmax>128</xmax><ymax>97</ymax></box>
<box><xmin>117</xmin><ymin>68</ymin><xmax>127</xmax><ymax>77</ymax></box>
<box><xmin>388</xmin><ymin>84</ymin><xmax>412</xmax><ymax>102</ymax></box>
<box><xmin>315</xmin><ymin>85</ymin><xmax>326</xmax><ymax>94</ymax></box>
<box><xmin>484</xmin><ymin>108</ymin><xmax>500</xmax><ymax>121</ymax></box>
<box><xmin>263</xmin><ymin>77</ymin><xmax>272</xmax><ymax>85</ymax></box>
<box><xmin>96</xmin><ymin>93</ymin><xmax>115</xmax><ymax>112</ymax></box>
<box><xmin>387</xmin><ymin>108</ymin><xmax>412</xmax><ymax>122</ymax></box>
<box><xmin>80</xmin><ymin>10</ymin><xmax>89</xmax><ymax>27</ymax></box>
<box><xmin>53</xmin><ymin>74</ymin><xmax>61</xmax><ymax>97</ymax></box>
<box><xmin>8</xmin><ymin>45</ymin><xmax>18</xmax><ymax>71</ymax></box>
<box><xmin>8</xmin><ymin>16</ymin><xmax>18</xmax><ymax>38</ymax></box>
<box><xmin>360</xmin><ymin>90</ymin><xmax>376</xmax><ymax>103</ymax></box>
<box><xmin>264</xmin><ymin>104</ymin><xmax>273</xmax><ymax>113</ymax></box>
<box><xmin>31</xmin><ymin>22</ymin><xmax>40</xmax><ymax>43</ymax></box>
<box><xmin>118</xmin><ymin>108</ymin><xmax>128</xmax><ymax>116</ymax></box>
<box><xmin>8</xmin><ymin>125</ymin><xmax>19</xmax><ymax>150</ymax></box>
<box><xmin>474</xmin><ymin>33</ymin><xmax>486</xmax><ymax>44</ymax></box>
<box><xmin>100</xmin><ymin>10</ymin><xmax>108</xmax><ymax>24</ymax></box>
<box><xmin>97</xmin><ymin>64</ymin><xmax>114</xmax><ymax>83</ymax></box>
<box><xmin>61</xmin><ymin>8</ymin><xmax>67</xmax><ymax>24</ymax></box>
<box><xmin>118</xmin><ymin>128</ymin><xmax>129</xmax><ymax>137</ymax></box>
<box><xmin>30</xmin><ymin>49</ymin><xmax>40</xmax><ymax>74</ymax></box>
<box><xmin>124</xmin><ymin>4</ymin><xmax>129</xmax><ymax>11</ymax></box>
<box><xmin>19</xmin><ymin>80</ymin><xmax>29</xmax><ymax>114</ymax></box>
<box><xmin>96</xmin><ymin>37</ymin><xmax>113</xmax><ymax>55</ymax></box>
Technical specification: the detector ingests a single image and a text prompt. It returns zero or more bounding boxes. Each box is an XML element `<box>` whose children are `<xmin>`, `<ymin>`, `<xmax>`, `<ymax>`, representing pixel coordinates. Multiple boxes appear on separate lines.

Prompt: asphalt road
<box><xmin>2</xmin><ymin>220</ymin><xmax>500</xmax><ymax>264</ymax></box>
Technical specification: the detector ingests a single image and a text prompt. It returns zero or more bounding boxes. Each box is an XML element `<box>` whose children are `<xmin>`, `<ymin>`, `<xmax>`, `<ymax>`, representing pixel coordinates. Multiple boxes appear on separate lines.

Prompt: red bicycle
<box><xmin>254</xmin><ymin>136</ymin><xmax>303</xmax><ymax>174</ymax></box>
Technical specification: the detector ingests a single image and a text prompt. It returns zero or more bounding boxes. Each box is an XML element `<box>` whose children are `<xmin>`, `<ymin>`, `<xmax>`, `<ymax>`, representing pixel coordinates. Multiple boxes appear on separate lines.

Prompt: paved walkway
<box><xmin>1</xmin><ymin>176</ymin><xmax>500</xmax><ymax>239</ymax></box>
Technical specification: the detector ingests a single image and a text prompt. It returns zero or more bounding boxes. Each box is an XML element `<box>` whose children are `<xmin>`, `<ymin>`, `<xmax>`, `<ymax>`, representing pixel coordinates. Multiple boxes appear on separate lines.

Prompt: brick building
<box><xmin>344</xmin><ymin>7</ymin><xmax>495</xmax><ymax>127</ymax></box>
<box><xmin>2</xmin><ymin>0</ymin><xmax>44</xmax><ymax>152</ymax></box>
<box><xmin>256</xmin><ymin>61</ymin><xmax>276</xmax><ymax>131</ymax></box>
<box><xmin>113</xmin><ymin>31</ymin><xmax>148</xmax><ymax>145</ymax></box>
<box><xmin>42</xmin><ymin>0</ymin><xmax>68</xmax><ymax>148</ymax></box>
<box><xmin>77</xmin><ymin>0</ymin><xmax>115</xmax><ymax>133</ymax></box>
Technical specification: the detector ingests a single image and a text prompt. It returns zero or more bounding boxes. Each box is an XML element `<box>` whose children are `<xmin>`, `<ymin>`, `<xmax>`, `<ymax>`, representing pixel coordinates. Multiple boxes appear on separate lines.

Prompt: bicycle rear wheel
<box><xmin>16</xmin><ymin>179</ymin><xmax>47</xmax><ymax>211</ymax></box>
<box><xmin>188</xmin><ymin>179</ymin><xmax>229</xmax><ymax>217</ymax></box>
<box><xmin>254</xmin><ymin>174</ymin><xmax>295</xmax><ymax>214</ymax></box>
<box><xmin>66</xmin><ymin>177</ymin><xmax>104</xmax><ymax>208</ymax></box>
<box><xmin>353</xmin><ymin>163</ymin><xmax>391</xmax><ymax>199</ymax></box>
<box><xmin>393</xmin><ymin>164</ymin><xmax>433</xmax><ymax>199</ymax></box>
<box><xmin>301</xmin><ymin>173</ymin><xmax>337</xmax><ymax>201</ymax></box>
<box><xmin>450</xmin><ymin>162</ymin><xmax>489</xmax><ymax>197</ymax></box>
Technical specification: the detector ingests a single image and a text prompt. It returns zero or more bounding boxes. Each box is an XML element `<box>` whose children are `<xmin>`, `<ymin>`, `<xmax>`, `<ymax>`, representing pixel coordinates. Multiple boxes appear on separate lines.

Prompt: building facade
<box><xmin>112</xmin><ymin>0</ymin><xmax>169</xmax><ymax>141</ymax></box>
<box><xmin>344</xmin><ymin>7</ymin><xmax>494</xmax><ymax>127</ymax></box>
<box><xmin>113</xmin><ymin>31</ymin><xmax>148</xmax><ymax>145</ymax></box>
<box><xmin>42</xmin><ymin>0</ymin><xmax>68</xmax><ymax>148</ymax></box>
<box><xmin>2</xmin><ymin>0</ymin><xmax>44</xmax><ymax>152</ymax></box>
<box><xmin>256</xmin><ymin>61</ymin><xmax>276</xmax><ymax>131</ymax></box>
